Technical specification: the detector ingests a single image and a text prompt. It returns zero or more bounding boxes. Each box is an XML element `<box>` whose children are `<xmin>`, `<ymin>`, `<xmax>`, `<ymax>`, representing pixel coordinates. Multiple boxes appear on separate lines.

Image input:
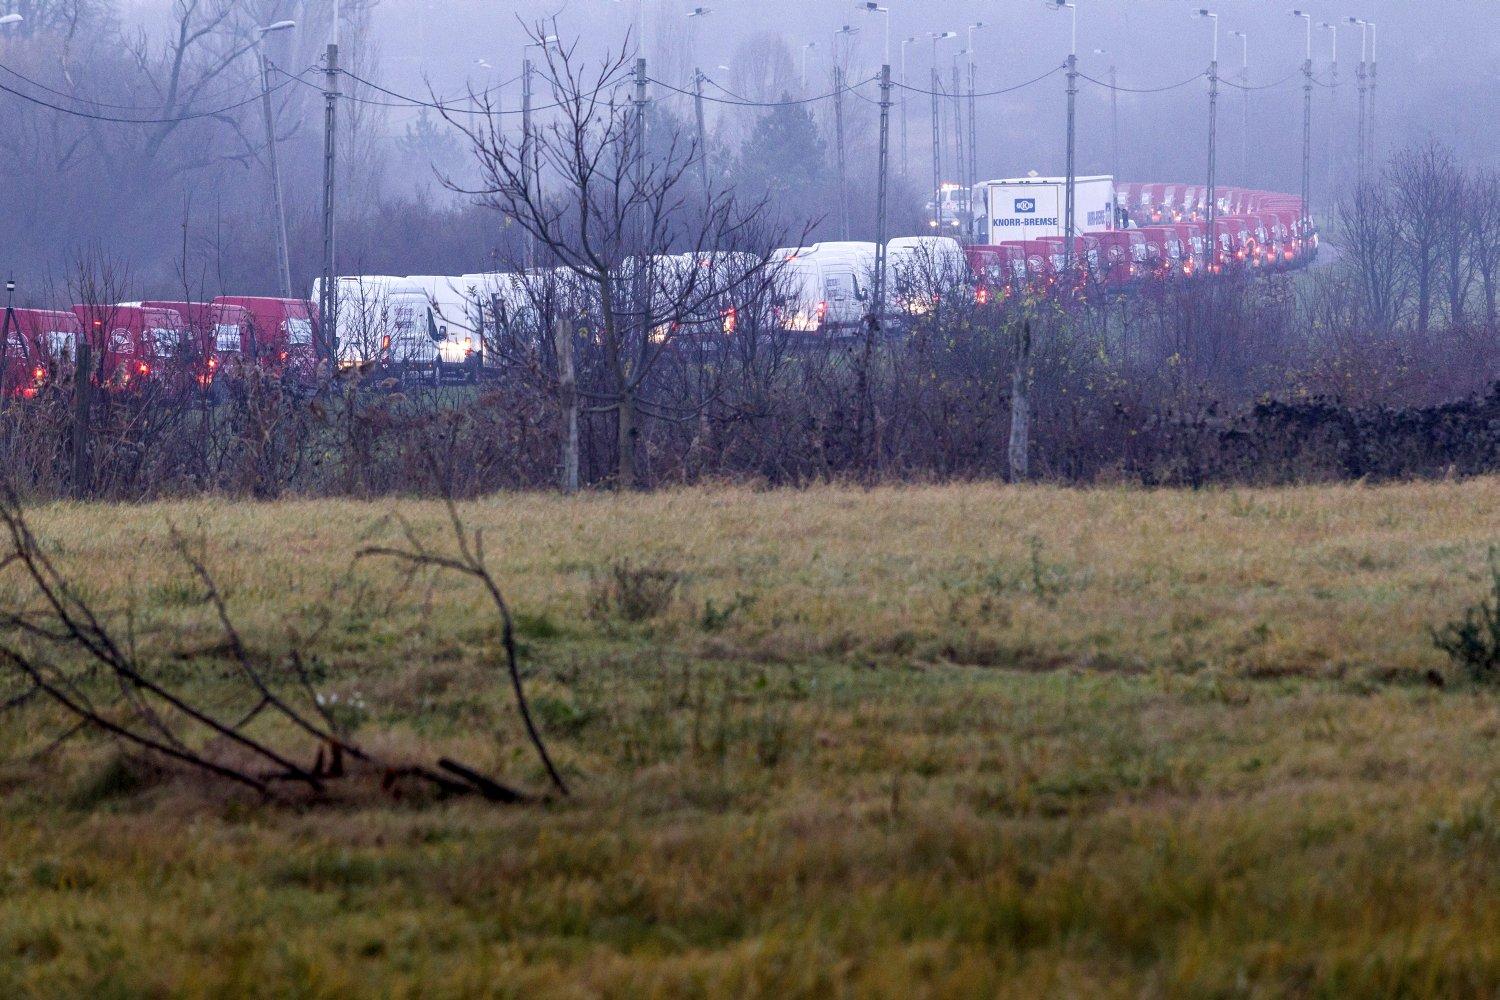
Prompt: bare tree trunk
<box><xmin>617</xmin><ymin>387</ymin><xmax>637</xmax><ymax>489</ymax></box>
<box><xmin>1008</xmin><ymin>321</ymin><xmax>1031</xmax><ymax>482</ymax></box>
<box><xmin>555</xmin><ymin>320</ymin><xmax>579</xmax><ymax>493</ymax></box>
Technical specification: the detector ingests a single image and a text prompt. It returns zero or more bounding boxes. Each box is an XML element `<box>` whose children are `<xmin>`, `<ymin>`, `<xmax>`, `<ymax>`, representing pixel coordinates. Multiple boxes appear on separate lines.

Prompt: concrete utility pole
<box><xmin>874</xmin><ymin>62</ymin><xmax>892</xmax><ymax>321</ymax></box>
<box><xmin>1049</xmin><ymin>0</ymin><xmax>1078</xmax><ymax>274</ymax></box>
<box><xmin>859</xmin><ymin>1</ymin><xmax>891</xmax><ymax>306</ymax></box>
<box><xmin>257</xmin><ymin>20</ymin><xmax>296</xmax><ymax>300</ymax></box>
<box><xmin>929</xmin><ymin>31</ymin><xmax>956</xmax><ymax>231</ymax></box>
<box><xmin>319</xmin><ymin>5</ymin><xmax>340</xmax><ymax>366</ymax></box>
<box><xmin>1294</xmin><ymin>11</ymin><xmax>1313</xmax><ymax>246</ymax></box>
<box><xmin>1196</xmin><ymin>9</ymin><xmax>1219</xmax><ymax>268</ymax></box>
<box><xmin>687</xmin><ymin>7</ymin><xmax>712</xmax><ymax>200</ymax></box>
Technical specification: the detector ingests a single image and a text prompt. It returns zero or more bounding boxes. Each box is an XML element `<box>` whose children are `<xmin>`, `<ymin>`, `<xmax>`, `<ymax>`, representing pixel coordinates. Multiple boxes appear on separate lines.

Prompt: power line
<box><xmin>652</xmin><ymin>73</ymin><xmax>874</xmax><ymax>107</ymax></box>
<box><xmin>1076</xmin><ymin>69</ymin><xmax>1205</xmax><ymax>94</ymax></box>
<box><xmin>0</xmin><ymin>71</ymin><xmax>298</xmax><ymax>124</ymax></box>
<box><xmin>0</xmin><ymin>59</ymin><xmax>316</xmax><ymax>113</ymax></box>
<box><xmin>1221</xmin><ymin>70</ymin><xmax>1301</xmax><ymax>92</ymax></box>
<box><xmin>892</xmin><ymin>63</ymin><xmax>1066</xmax><ymax>98</ymax></box>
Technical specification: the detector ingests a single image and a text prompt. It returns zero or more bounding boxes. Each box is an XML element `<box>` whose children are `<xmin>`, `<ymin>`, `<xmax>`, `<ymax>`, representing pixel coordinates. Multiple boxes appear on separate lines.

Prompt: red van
<box><xmin>1092</xmin><ymin>230</ymin><xmax>1148</xmax><ymax>285</ymax></box>
<box><xmin>211</xmin><ymin>296</ymin><xmax>320</xmax><ymax>380</ymax></box>
<box><xmin>5</xmin><ymin>309</ymin><xmax>82</xmax><ymax>396</ymax></box>
<box><xmin>70</xmin><ymin>304</ymin><xmax>184</xmax><ymax>388</ymax></box>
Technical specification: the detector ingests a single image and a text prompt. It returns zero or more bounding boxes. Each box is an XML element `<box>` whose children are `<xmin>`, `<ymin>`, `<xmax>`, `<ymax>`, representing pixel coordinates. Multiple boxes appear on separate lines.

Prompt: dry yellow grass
<box><xmin>1</xmin><ymin>479</ymin><xmax>1498</xmax><ymax>997</ymax></box>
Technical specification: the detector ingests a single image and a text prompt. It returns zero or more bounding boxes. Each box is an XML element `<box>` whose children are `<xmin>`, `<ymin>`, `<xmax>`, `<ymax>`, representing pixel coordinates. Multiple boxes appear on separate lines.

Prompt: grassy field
<box><xmin>1</xmin><ymin>480</ymin><xmax>1498</xmax><ymax>997</ymax></box>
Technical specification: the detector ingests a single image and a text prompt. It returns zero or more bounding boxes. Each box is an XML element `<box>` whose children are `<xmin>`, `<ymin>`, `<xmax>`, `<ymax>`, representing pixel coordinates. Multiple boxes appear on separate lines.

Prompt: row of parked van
<box><xmin>0</xmin><ymin>297</ymin><xmax>317</xmax><ymax>398</ymax></box>
<box><xmin>1</xmin><ymin>182</ymin><xmax>1312</xmax><ymax>396</ymax></box>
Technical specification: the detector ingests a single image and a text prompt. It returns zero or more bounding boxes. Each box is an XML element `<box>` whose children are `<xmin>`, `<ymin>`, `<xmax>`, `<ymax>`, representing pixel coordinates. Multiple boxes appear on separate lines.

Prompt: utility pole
<box><xmin>634</xmin><ymin>56</ymin><xmax>648</xmax><ymax>243</ymax></box>
<box><xmin>521</xmin><ymin>55</ymin><xmax>534</xmax><ymax>268</ymax></box>
<box><xmin>693</xmin><ymin>67</ymin><xmax>709</xmax><ymax>199</ymax></box>
<box><xmin>1294</xmin><ymin>11</ymin><xmax>1312</xmax><ymax>248</ymax></box>
<box><xmin>1196</xmin><ymin>9</ymin><xmax>1219</xmax><ymax>270</ymax></box>
<box><xmin>319</xmin><ymin>8</ymin><xmax>339</xmax><ymax>367</ymax></box>
<box><xmin>874</xmin><ymin>63</ymin><xmax>891</xmax><ymax>322</ymax></box>
<box><xmin>1049</xmin><ymin>1</ymin><xmax>1077</xmax><ymax>275</ymax></box>
<box><xmin>835</xmin><ymin>64</ymin><xmax>850</xmax><ymax>239</ymax></box>
<box><xmin>686</xmin><ymin>7</ymin><xmax>712</xmax><ymax>200</ymax></box>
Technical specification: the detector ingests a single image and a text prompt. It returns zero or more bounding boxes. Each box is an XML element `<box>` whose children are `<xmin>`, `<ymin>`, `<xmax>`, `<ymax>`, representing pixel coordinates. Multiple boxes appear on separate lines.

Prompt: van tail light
<box><xmin>137</xmin><ymin>362</ymin><xmax>150</xmax><ymax>377</ymax></box>
<box><xmin>32</xmin><ymin>366</ymin><xmax>46</xmax><ymax>384</ymax></box>
<box><xmin>975</xmin><ymin>286</ymin><xmax>989</xmax><ymax>305</ymax></box>
<box><xmin>816</xmin><ymin>301</ymin><xmax>828</xmax><ymax>322</ymax></box>
<box><xmin>722</xmin><ymin>307</ymin><xmax>737</xmax><ymax>334</ymax></box>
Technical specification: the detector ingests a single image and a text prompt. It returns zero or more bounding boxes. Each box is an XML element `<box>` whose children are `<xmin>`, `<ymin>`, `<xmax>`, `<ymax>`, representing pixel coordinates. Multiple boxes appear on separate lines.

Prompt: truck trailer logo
<box><xmin>1014</xmin><ymin>198</ymin><xmax>1037</xmax><ymax>213</ymax></box>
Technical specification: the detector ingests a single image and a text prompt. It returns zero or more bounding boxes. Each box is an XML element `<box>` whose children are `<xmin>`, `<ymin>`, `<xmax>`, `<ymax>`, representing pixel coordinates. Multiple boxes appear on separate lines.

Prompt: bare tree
<box><xmin>1337</xmin><ymin>183</ymin><xmax>1407</xmax><ymax>333</ymax></box>
<box><xmin>1387</xmin><ymin>142</ymin><xmax>1460</xmax><ymax>335</ymax></box>
<box><xmin>1468</xmin><ymin>171</ymin><xmax>1500</xmax><ymax>330</ymax></box>
<box><xmin>443</xmin><ymin>29</ymin><xmax>783</xmax><ymax>488</ymax></box>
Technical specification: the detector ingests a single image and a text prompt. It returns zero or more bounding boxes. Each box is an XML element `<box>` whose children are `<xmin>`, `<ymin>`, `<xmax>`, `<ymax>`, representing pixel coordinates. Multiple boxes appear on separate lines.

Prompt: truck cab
<box><xmin>213</xmin><ymin>296</ymin><xmax>320</xmax><ymax>381</ymax></box>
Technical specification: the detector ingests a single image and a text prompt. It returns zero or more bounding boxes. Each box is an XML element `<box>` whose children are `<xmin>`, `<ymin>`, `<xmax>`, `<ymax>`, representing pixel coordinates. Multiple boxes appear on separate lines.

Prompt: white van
<box><xmin>325</xmin><ymin>276</ymin><xmax>440</xmax><ymax>379</ymax></box>
<box><xmin>770</xmin><ymin>242</ymin><xmax>875</xmax><ymax>334</ymax></box>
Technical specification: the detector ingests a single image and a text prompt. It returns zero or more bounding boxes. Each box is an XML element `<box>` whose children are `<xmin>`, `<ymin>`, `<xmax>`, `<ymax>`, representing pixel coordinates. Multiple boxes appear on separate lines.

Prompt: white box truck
<box><xmin>979</xmin><ymin>176</ymin><xmax>1118</xmax><ymax>244</ymax></box>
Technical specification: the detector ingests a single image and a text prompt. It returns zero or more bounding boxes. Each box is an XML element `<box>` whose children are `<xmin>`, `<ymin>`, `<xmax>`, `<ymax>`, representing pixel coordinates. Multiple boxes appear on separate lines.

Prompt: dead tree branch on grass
<box><xmin>0</xmin><ymin>483</ymin><xmax>542</xmax><ymax>805</ymax></box>
<box><xmin>357</xmin><ymin>493</ymin><xmax>570</xmax><ymax>798</ymax></box>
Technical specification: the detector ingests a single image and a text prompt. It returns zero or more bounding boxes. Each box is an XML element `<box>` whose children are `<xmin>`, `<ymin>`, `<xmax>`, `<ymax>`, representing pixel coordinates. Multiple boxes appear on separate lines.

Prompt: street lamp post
<box><xmin>800</xmin><ymin>41</ymin><xmax>817</xmax><ymax>91</ymax></box>
<box><xmin>929</xmin><ymin>31</ymin><xmax>957</xmax><ymax>231</ymax></box>
<box><xmin>1231</xmin><ymin>30</ymin><xmax>1248</xmax><ymax>184</ymax></box>
<box><xmin>1293</xmin><ymin>11</ymin><xmax>1313</xmax><ymax>249</ymax></box>
<box><xmin>965</xmin><ymin>22</ymin><xmax>986</xmax><ymax>242</ymax></box>
<box><xmin>900</xmin><ymin>36</ymin><xmax>918</xmax><ymax>180</ymax></box>
<box><xmin>1194</xmin><ymin>9</ymin><xmax>1219</xmax><ymax>268</ymax></box>
<box><xmin>1366</xmin><ymin>22</ymin><xmax>1376</xmax><ymax>166</ymax></box>
<box><xmin>256</xmin><ymin>20</ymin><xmax>296</xmax><ymax>299</ymax></box>
<box><xmin>833</xmin><ymin>24</ymin><xmax>859</xmax><ymax>240</ymax></box>
<box><xmin>1348</xmin><ymin>17</ymin><xmax>1369</xmax><ymax>188</ymax></box>
<box><xmin>1094</xmin><ymin>48</ymin><xmax>1118</xmax><ymax>184</ymax></box>
<box><xmin>1318</xmin><ymin>21</ymin><xmax>1337</xmax><ymax>198</ymax></box>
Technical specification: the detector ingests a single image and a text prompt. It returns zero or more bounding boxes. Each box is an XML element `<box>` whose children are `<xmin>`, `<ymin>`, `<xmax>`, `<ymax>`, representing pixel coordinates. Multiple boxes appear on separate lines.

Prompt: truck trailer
<box><xmin>977</xmin><ymin>176</ymin><xmax>1117</xmax><ymax>246</ymax></box>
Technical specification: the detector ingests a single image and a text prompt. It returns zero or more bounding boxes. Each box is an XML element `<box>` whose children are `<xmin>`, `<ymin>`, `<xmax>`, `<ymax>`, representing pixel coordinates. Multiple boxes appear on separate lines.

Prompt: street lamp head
<box><xmin>258</xmin><ymin>19</ymin><xmax>296</xmax><ymax>34</ymax></box>
<box><xmin>931</xmin><ymin>31</ymin><xmax>957</xmax><ymax>40</ymax></box>
<box><xmin>835</xmin><ymin>24</ymin><xmax>859</xmax><ymax>36</ymax></box>
<box><xmin>1195</xmin><ymin>9</ymin><xmax>1215</xmax><ymax>18</ymax></box>
<box><xmin>687</xmin><ymin>6</ymin><xmax>712</xmax><ymax>17</ymax></box>
<box><xmin>859</xmin><ymin>2</ymin><xmax>888</xmax><ymax>12</ymax></box>
<box><xmin>969</xmin><ymin>22</ymin><xmax>986</xmax><ymax>30</ymax></box>
<box><xmin>803</xmin><ymin>41</ymin><xmax>818</xmax><ymax>50</ymax></box>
